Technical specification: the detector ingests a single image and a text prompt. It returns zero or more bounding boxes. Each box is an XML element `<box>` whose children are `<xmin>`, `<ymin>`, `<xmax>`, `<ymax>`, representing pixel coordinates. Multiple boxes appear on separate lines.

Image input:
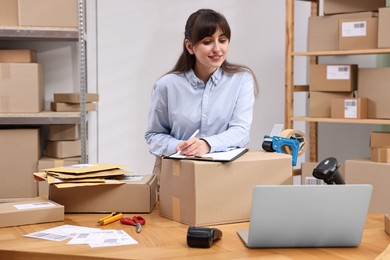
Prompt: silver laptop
<box><xmin>237</xmin><ymin>184</ymin><xmax>372</xmax><ymax>248</ymax></box>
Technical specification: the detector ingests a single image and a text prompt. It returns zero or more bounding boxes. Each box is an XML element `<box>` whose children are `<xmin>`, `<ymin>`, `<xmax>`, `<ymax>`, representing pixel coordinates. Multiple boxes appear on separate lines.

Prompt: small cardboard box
<box><xmin>0</xmin><ymin>129</ymin><xmax>41</xmax><ymax>198</ymax></box>
<box><xmin>370</xmin><ymin>132</ymin><xmax>390</xmax><ymax>148</ymax></box>
<box><xmin>0</xmin><ymin>63</ymin><xmax>44</xmax><ymax>113</ymax></box>
<box><xmin>358</xmin><ymin>68</ymin><xmax>390</xmax><ymax>119</ymax></box>
<box><xmin>331</xmin><ymin>98</ymin><xmax>367</xmax><ymax>119</ymax></box>
<box><xmin>345</xmin><ymin>158</ymin><xmax>390</xmax><ymax>213</ymax></box>
<box><xmin>323</xmin><ymin>0</ymin><xmax>386</xmax><ymax>15</ymax></box>
<box><xmin>0</xmin><ymin>0</ymin><xmax>18</xmax><ymax>26</ymax></box>
<box><xmin>54</xmin><ymin>93</ymin><xmax>99</xmax><ymax>103</ymax></box>
<box><xmin>0</xmin><ymin>198</ymin><xmax>64</xmax><ymax>228</ymax></box>
<box><xmin>339</xmin><ymin>17</ymin><xmax>378</xmax><ymax>50</ymax></box>
<box><xmin>310</xmin><ymin>64</ymin><xmax>358</xmax><ymax>92</ymax></box>
<box><xmin>0</xmin><ymin>50</ymin><xmax>37</xmax><ymax>63</ymax></box>
<box><xmin>18</xmin><ymin>0</ymin><xmax>78</xmax><ymax>27</ymax></box>
<box><xmin>48</xmin><ymin>124</ymin><xmax>79</xmax><ymax>141</ymax></box>
<box><xmin>45</xmin><ymin>140</ymin><xmax>81</xmax><ymax>158</ymax></box>
<box><xmin>159</xmin><ymin>150</ymin><xmax>293</xmax><ymax>227</ymax></box>
<box><xmin>51</xmin><ymin>102</ymin><xmax>97</xmax><ymax>112</ymax></box>
<box><xmin>49</xmin><ymin>174</ymin><xmax>157</xmax><ymax>213</ymax></box>
<box><xmin>308</xmin><ymin>12</ymin><xmax>376</xmax><ymax>51</ymax></box>
<box><xmin>309</xmin><ymin>91</ymin><xmax>354</xmax><ymax>118</ymax></box>
<box><xmin>371</xmin><ymin>148</ymin><xmax>390</xmax><ymax>163</ymax></box>
<box><xmin>378</xmin><ymin>7</ymin><xmax>390</xmax><ymax>48</ymax></box>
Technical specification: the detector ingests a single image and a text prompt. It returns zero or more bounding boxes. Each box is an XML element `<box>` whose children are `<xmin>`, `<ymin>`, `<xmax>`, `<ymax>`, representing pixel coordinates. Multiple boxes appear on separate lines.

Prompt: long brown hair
<box><xmin>169</xmin><ymin>9</ymin><xmax>259</xmax><ymax>95</ymax></box>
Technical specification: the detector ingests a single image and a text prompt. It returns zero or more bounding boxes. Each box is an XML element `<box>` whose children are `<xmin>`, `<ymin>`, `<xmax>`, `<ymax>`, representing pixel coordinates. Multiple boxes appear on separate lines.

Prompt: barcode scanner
<box><xmin>312</xmin><ymin>157</ymin><xmax>345</xmax><ymax>185</ymax></box>
<box><xmin>187</xmin><ymin>227</ymin><xmax>222</xmax><ymax>248</ymax></box>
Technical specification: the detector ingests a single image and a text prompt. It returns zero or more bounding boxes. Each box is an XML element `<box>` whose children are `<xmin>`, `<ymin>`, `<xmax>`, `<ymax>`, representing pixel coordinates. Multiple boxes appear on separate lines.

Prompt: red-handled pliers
<box><xmin>120</xmin><ymin>216</ymin><xmax>146</xmax><ymax>233</ymax></box>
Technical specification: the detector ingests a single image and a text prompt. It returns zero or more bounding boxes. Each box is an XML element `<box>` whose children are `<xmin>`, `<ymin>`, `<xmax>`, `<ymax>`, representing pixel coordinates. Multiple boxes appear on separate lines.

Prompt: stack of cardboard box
<box><xmin>51</xmin><ymin>93</ymin><xmax>99</xmax><ymax>112</ymax></box>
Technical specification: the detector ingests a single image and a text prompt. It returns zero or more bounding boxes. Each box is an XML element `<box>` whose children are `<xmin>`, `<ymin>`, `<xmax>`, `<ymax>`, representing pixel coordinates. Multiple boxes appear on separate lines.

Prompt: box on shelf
<box><xmin>370</xmin><ymin>132</ymin><xmax>390</xmax><ymax>148</ymax></box>
<box><xmin>345</xmin><ymin>158</ymin><xmax>390</xmax><ymax>213</ymax></box>
<box><xmin>51</xmin><ymin>102</ymin><xmax>97</xmax><ymax>112</ymax></box>
<box><xmin>54</xmin><ymin>93</ymin><xmax>100</xmax><ymax>103</ymax></box>
<box><xmin>0</xmin><ymin>63</ymin><xmax>44</xmax><ymax>113</ymax></box>
<box><xmin>18</xmin><ymin>0</ymin><xmax>78</xmax><ymax>27</ymax></box>
<box><xmin>48</xmin><ymin>124</ymin><xmax>79</xmax><ymax>141</ymax></box>
<box><xmin>358</xmin><ymin>68</ymin><xmax>390</xmax><ymax>119</ymax></box>
<box><xmin>159</xmin><ymin>150</ymin><xmax>293</xmax><ymax>227</ymax></box>
<box><xmin>371</xmin><ymin>148</ymin><xmax>390</xmax><ymax>163</ymax></box>
<box><xmin>309</xmin><ymin>91</ymin><xmax>354</xmax><ymax>118</ymax></box>
<box><xmin>338</xmin><ymin>17</ymin><xmax>378</xmax><ymax>50</ymax></box>
<box><xmin>310</xmin><ymin>64</ymin><xmax>358</xmax><ymax>92</ymax></box>
<box><xmin>0</xmin><ymin>198</ymin><xmax>64</xmax><ymax>228</ymax></box>
<box><xmin>45</xmin><ymin>140</ymin><xmax>81</xmax><ymax>159</ymax></box>
<box><xmin>301</xmin><ymin>161</ymin><xmax>345</xmax><ymax>185</ymax></box>
<box><xmin>323</xmin><ymin>0</ymin><xmax>386</xmax><ymax>15</ymax></box>
<box><xmin>49</xmin><ymin>174</ymin><xmax>157</xmax><ymax>213</ymax></box>
<box><xmin>331</xmin><ymin>98</ymin><xmax>367</xmax><ymax>119</ymax></box>
<box><xmin>0</xmin><ymin>0</ymin><xmax>18</xmax><ymax>26</ymax></box>
<box><xmin>378</xmin><ymin>7</ymin><xmax>390</xmax><ymax>48</ymax></box>
<box><xmin>0</xmin><ymin>129</ymin><xmax>41</xmax><ymax>198</ymax></box>
<box><xmin>0</xmin><ymin>50</ymin><xmax>37</xmax><ymax>63</ymax></box>
<box><xmin>308</xmin><ymin>12</ymin><xmax>376</xmax><ymax>51</ymax></box>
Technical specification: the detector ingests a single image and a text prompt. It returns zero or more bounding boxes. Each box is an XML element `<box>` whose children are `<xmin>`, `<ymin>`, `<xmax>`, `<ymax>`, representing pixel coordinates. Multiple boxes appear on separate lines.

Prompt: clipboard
<box><xmin>165</xmin><ymin>148</ymin><xmax>248</xmax><ymax>162</ymax></box>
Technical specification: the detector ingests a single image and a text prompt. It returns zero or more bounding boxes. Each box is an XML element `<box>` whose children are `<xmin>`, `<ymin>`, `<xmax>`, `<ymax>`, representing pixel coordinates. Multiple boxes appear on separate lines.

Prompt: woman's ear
<box><xmin>184</xmin><ymin>39</ymin><xmax>194</xmax><ymax>55</ymax></box>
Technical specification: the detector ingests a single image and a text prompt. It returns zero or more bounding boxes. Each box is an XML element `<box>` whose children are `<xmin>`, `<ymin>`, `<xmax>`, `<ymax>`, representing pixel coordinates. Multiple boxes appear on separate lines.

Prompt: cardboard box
<box><xmin>159</xmin><ymin>150</ymin><xmax>293</xmax><ymax>227</ymax></box>
<box><xmin>323</xmin><ymin>0</ymin><xmax>386</xmax><ymax>15</ymax></box>
<box><xmin>339</xmin><ymin>17</ymin><xmax>378</xmax><ymax>50</ymax></box>
<box><xmin>309</xmin><ymin>91</ymin><xmax>354</xmax><ymax>118</ymax></box>
<box><xmin>358</xmin><ymin>68</ymin><xmax>390</xmax><ymax>119</ymax></box>
<box><xmin>18</xmin><ymin>0</ymin><xmax>77</xmax><ymax>27</ymax></box>
<box><xmin>345</xmin><ymin>158</ymin><xmax>390</xmax><ymax>213</ymax></box>
<box><xmin>54</xmin><ymin>93</ymin><xmax>99</xmax><ymax>103</ymax></box>
<box><xmin>331</xmin><ymin>98</ymin><xmax>367</xmax><ymax>119</ymax></box>
<box><xmin>310</xmin><ymin>64</ymin><xmax>358</xmax><ymax>92</ymax></box>
<box><xmin>48</xmin><ymin>124</ymin><xmax>79</xmax><ymax>141</ymax></box>
<box><xmin>38</xmin><ymin>156</ymin><xmax>81</xmax><ymax>171</ymax></box>
<box><xmin>45</xmin><ymin>140</ymin><xmax>81</xmax><ymax>158</ymax></box>
<box><xmin>49</xmin><ymin>174</ymin><xmax>157</xmax><ymax>213</ymax></box>
<box><xmin>308</xmin><ymin>12</ymin><xmax>376</xmax><ymax>51</ymax></box>
<box><xmin>371</xmin><ymin>148</ymin><xmax>390</xmax><ymax>163</ymax></box>
<box><xmin>378</xmin><ymin>7</ymin><xmax>390</xmax><ymax>48</ymax></box>
<box><xmin>0</xmin><ymin>0</ymin><xmax>18</xmax><ymax>26</ymax></box>
<box><xmin>385</xmin><ymin>215</ymin><xmax>390</xmax><ymax>236</ymax></box>
<box><xmin>301</xmin><ymin>161</ymin><xmax>345</xmax><ymax>185</ymax></box>
<box><xmin>0</xmin><ymin>198</ymin><xmax>64</xmax><ymax>228</ymax></box>
<box><xmin>370</xmin><ymin>132</ymin><xmax>390</xmax><ymax>148</ymax></box>
<box><xmin>0</xmin><ymin>129</ymin><xmax>41</xmax><ymax>198</ymax></box>
<box><xmin>0</xmin><ymin>63</ymin><xmax>44</xmax><ymax>112</ymax></box>
<box><xmin>0</xmin><ymin>50</ymin><xmax>37</xmax><ymax>63</ymax></box>
<box><xmin>51</xmin><ymin>102</ymin><xmax>97</xmax><ymax>112</ymax></box>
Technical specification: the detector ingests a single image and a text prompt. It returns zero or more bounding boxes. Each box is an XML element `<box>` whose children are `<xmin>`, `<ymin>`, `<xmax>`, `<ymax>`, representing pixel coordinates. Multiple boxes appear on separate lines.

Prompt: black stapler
<box><xmin>186</xmin><ymin>227</ymin><xmax>222</xmax><ymax>248</ymax></box>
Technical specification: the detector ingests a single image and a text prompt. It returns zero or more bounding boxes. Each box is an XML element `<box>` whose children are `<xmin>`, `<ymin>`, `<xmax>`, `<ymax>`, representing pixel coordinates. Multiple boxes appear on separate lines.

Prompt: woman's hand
<box><xmin>176</xmin><ymin>138</ymin><xmax>210</xmax><ymax>156</ymax></box>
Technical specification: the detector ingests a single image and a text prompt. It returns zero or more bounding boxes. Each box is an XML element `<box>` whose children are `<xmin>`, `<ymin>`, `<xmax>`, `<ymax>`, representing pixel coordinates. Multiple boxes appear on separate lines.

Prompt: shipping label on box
<box><xmin>339</xmin><ymin>18</ymin><xmax>378</xmax><ymax>50</ymax></box>
<box><xmin>159</xmin><ymin>150</ymin><xmax>293</xmax><ymax>227</ymax></box>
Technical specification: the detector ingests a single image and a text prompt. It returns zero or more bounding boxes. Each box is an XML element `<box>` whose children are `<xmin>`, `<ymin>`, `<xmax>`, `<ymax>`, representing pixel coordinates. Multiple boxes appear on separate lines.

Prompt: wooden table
<box><xmin>0</xmin><ymin>207</ymin><xmax>389</xmax><ymax>260</ymax></box>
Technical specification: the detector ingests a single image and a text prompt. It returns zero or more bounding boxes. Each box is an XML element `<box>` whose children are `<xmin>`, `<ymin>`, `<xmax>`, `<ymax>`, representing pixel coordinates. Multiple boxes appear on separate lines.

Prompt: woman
<box><xmin>145</xmin><ymin>9</ymin><xmax>259</xmax><ymax>183</ymax></box>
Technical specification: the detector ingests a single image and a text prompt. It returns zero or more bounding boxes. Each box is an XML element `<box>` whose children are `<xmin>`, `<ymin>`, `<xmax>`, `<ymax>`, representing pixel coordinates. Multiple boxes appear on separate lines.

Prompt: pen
<box><xmin>97</xmin><ymin>212</ymin><xmax>123</xmax><ymax>225</ymax></box>
<box><xmin>173</xmin><ymin>129</ymin><xmax>200</xmax><ymax>156</ymax></box>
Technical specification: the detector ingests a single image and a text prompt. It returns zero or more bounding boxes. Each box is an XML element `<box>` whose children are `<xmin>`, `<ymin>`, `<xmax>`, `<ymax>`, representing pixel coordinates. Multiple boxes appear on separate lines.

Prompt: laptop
<box><xmin>237</xmin><ymin>184</ymin><xmax>372</xmax><ymax>248</ymax></box>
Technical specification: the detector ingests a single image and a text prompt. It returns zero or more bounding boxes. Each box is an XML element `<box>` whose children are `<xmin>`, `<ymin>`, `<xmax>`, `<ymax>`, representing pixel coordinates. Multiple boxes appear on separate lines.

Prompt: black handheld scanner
<box><xmin>186</xmin><ymin>227</ymin><xmax>222</xmax><ymax>248</ymax></box>
<box><xmin>312</xmin><ymin>157</ymin><xmax>345</xmax><ymax>185</ymax></box>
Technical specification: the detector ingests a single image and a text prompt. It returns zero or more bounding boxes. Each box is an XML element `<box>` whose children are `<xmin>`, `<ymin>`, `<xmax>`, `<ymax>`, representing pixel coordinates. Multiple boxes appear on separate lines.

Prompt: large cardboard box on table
<box><xmin>159</xmin><ymin>150</ymin><xmax>293</xmax><ymax>227</ymax></box>
<box><xmin>310</xmin><ymin>64</ymin><xmax>358</xmax><ymax>92</ymax></box>
<box><xmin>323</xmin><ymin>0</ymin><xmax>386</xmax><ymax>15</ymax></box>
<box><xmin>338</xmin><ymin>17</ymin><xmax>378</xmax><ymax>50</ymax></box>
<box><xmin>0</xmin><ymin>129</ymin><xmax>41</xmax><ymax>199</ymax></box>
<box><xmin>378</xmin><ymin>7</ymin><xmax>390</xmax><ymax>48</ymax></box>
<box><xmin>345</xmin><ymin>158</ymin><xmax>390</xmax><ymax>213</ymax></box>
<box><xmin>0</xmin><ymin>63</ymin><xmax>44</xmax><ymax>113</ymax></box>
<box><xmin>309</xmin><ymin>91</ymin><xmax>354</xmax><ymax>118</ymax></box>
<box><xmin>0</xmin><ymin>198</ymin><xmax>64</xmax><ymax>228</ymax></box>
<box><xmin>49</xmin><ymin>174</ymin><xmax>157</xmax><ymax>213</ymax></box>
<box><xmin>0</xmin><ymin>0</ymin><xmax>18</xmax><ymax>26</ymax></box>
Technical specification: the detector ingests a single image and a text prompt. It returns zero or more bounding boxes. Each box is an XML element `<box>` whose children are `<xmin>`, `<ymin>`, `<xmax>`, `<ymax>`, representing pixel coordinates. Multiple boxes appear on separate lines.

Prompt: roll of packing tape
<box><xmin>280</xmin><ymin>129</ymin><xmax>307</xmax><ymax>157</ymax></box>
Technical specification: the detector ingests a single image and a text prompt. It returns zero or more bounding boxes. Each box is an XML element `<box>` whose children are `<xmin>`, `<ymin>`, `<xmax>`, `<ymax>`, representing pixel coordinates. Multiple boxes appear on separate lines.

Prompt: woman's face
<box><xmin>186</xmin><ymin>26</ymin><xmax>229</xmax><ymax>77</ymax></box>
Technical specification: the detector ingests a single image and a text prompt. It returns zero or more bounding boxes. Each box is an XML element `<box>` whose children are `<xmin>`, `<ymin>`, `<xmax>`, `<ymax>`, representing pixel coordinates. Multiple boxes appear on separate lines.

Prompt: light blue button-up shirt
<box><xmin>145</xmin><ymin>67</ymin><xmax>255</xmax><ymax>156</ymax></box>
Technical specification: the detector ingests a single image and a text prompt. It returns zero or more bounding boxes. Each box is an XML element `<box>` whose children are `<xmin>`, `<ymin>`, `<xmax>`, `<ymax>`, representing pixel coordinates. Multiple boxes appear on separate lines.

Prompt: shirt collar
<box><xmin>185</xmin><ymin>68</ymin><xmax>222</xmax><ymax>89</ymax></box>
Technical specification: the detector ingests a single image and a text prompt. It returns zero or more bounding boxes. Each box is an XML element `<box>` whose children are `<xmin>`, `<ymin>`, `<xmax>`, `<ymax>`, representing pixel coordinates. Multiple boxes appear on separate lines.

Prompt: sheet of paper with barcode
<box><xmin>327</xmin><ymin>65</ymin><xmax>350</xmax><ymax>80</ymax></box>
<box><xmin>68</xmin><ymin>229</ymin><xmax>138</xmax><ymax>247</ymax></box>
<box><xmin>344</xmin><ymin>99</ymin><xmax>358</xmax><ymax>118</ymax></box>
<box><xmin>23</xmin><ymin>225</ymin><xmax>102</xmax><ymax>241</ymax></box>
<box><xmin>342</xmin><ymin>21</ymin><xmax>367</xmax><ymax>37</ymax></box>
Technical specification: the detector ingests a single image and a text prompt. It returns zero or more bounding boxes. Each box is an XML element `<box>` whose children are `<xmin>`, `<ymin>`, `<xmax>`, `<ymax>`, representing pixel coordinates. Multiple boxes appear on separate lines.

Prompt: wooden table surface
<box><xmin>0</xmin><ymin>207</ymin><xmax>389</xmax><ymax>260</ymax></box>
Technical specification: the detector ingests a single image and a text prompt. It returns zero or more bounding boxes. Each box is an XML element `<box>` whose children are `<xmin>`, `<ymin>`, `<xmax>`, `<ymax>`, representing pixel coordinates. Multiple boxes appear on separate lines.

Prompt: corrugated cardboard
<box><xmin>51</xmin><ymin>102</ymin><xmax>97</xmax><ymax>112</ymax></box>
<box><xmin>370</xmin><ymin>132</ymin><xmax>390</xmax><ymax>148</ymax></box>
<box><xmin>310</xmin><ymin>64</ymin><xmax>358</xmax><ymax>92</ymax></box>
<box><xmin>45</xmin><ymin>140</ymin><xmax>81</xmax><ymax>158</ymax></box>
<box><xmin>323</xmin><ymin>0</ymin><xmax>386</xmax><ymax>15</ymax></box>
<box><xmin>49</xmin><ymin>174</ymin><xmax>157</xmax><ymax>213</ymax></box>
<box><xmin>0</xmin><ymin>63</ymin><xmax>44</xmax><ymax>112</ymax></box>
<box><xmin>159</xmin><ymin>150</ymin><xmax>293</xmax><ymax>227</ymax></box>
<box><xmin>301</xmin><ymin>161</ymin><xmax>345</xmax><ymax>185</ymax></box>
<box><xmin>0</xmin><ymin>0</ymin><xmax>18</xmax><ymax>26</ymax></box>
<box><xmin>331</xmin><ymin>98</ymin><xmax>367</xmax><ymax>119</ymax></box>
<box><xmin>309</xmin><ymin>91</ymin><xmax>354</xmax><ymax>118</ymax></box>
<box><xmin>54</xmin><ymin>93</ymin><xmax>99</xmax><ymax>103</ymax></box>
<box><xmin>308</xmin><ymin>12</ymin><xmax>376</xmax><ymax>51</ymax></box>
<box><xmin>378</xmin><ymin>7</ymin><xmax>390</xmax><ymax>48</ymax></box>
<box><xmin>338</xmin><ymin>17</ymin><xmax>378</xmax><ymax>50</ymax></box>
<box><xmin>48</xmin><ymin>124</ymin><xmax>79</xmax><ymax>141</ymax></box>
<box><xmin>0</xmin><ymin>50</ymin><xmax>37</xmax><ymax>63</ymax></box>
<box><xmin>345</xmin><ymin>158</ymin><xmax>390</xmax><ymax>213</ymax></box>
<box><xmin>18</xmin><ymin>0</ymin><xmax>78</xmax><ymax>27</ymax></box>
<box><xmin>0</xmin><ymin>129</ymin><xmax>41</xmax><ymax>198</ymax></box>
<box><xmin>358</xmin><ymin>68</ymin><xmax>390</xmax><ymax>119</ymax></box>
<box><xmin>371</xmin><ymin>148</ymin><xmax>390</xmax><ymax>163</ymax></box>
<box><xmin>0</xmin><ymin>198</ymin><xmax>64</xmax><ymax>228</ymax></box>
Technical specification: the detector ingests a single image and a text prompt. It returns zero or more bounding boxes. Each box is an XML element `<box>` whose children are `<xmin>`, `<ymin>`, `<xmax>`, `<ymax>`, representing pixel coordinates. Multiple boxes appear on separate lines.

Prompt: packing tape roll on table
<box><xmin>279</xmin><ymin>129</ymin><xmax>307</xmax><ymax>157</ymax></box>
